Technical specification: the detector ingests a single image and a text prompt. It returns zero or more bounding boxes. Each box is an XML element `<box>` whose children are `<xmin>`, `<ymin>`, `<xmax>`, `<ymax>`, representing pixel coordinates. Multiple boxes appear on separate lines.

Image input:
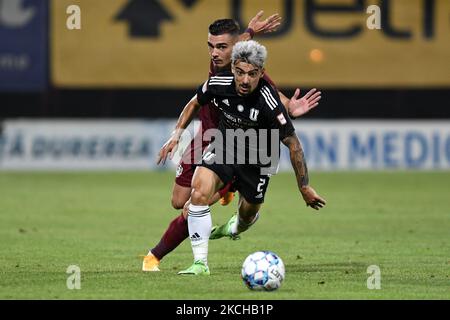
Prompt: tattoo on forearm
<box><xmin>298</xmin><ymin>148</ymin><xmax>309</xmax><ymax>187</ymax></box>
<box><xmin>288</xmin><ymin>136</ymin><xmax>309</xmax><ymax>188</ymax></box>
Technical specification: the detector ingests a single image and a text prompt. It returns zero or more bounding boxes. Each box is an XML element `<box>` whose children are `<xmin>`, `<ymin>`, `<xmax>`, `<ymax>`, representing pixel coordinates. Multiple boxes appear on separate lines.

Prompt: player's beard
<box><xmin>238</xmin><ymin>84</ymin><xmax>251</xmax><ymax>95</ymax></box>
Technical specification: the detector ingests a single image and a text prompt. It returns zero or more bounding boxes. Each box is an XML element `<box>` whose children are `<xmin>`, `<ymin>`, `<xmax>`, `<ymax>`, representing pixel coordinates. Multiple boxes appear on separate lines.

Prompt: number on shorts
<box><xmin>257</xmin><ymin>178</ymin><xmax>266</xmax><ymax>192</ymax></box>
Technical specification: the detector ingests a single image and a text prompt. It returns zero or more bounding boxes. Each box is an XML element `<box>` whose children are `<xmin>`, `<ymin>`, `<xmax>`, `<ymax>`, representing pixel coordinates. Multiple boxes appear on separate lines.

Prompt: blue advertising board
<box><xmin>0</xmin><ymin>0</ymin><xmax>47</xmax><ymax>91</ymax></box>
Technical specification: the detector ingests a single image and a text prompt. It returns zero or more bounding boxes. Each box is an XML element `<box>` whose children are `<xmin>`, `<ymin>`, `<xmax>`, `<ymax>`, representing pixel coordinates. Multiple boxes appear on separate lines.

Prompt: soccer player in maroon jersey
<box><xmin>143</xmin><ymin>12</ymin><xmax>322</xmax><ymax>272</ymax></box>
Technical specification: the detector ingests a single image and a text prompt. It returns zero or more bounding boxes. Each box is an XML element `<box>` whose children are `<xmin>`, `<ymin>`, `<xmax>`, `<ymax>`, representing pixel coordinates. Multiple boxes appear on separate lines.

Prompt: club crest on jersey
<box><xmin>237</xmin><ymin>104</ymin><xmax>244</xmax><ymax>112</ymax></box>
<box><xmin>250</xmin><ymin>108</ymin><xmax>259</xmax><ymax>121</ymax></box>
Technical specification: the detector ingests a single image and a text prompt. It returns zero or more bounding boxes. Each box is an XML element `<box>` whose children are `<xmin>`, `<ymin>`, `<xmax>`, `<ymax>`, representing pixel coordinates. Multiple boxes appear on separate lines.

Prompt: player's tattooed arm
<box><xmin>157</xmin><ymin>95</ymin><xmax>201</xmax><ymax>165</ymax></box>
<box><xmin>282</xmin><ymin>133</ymin><xmax>309</xmax><ymax>187</ymax></box>
<box><xmin>240</xmin><ymin>11</ymin><xmax>282</xmax><ymax>41</ymax></box>
<box><xmin>282</xmin><ymin>133</ymin><xmax>326</xmax><ymax>210</ymax></box>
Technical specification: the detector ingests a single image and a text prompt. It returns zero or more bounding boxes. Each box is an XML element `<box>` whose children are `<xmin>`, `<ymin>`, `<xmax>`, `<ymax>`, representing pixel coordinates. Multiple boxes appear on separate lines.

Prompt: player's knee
<box><xmin>171</xmin><ymin>196</ymin><xmax>185</xmax><ymax>210</ymax></box>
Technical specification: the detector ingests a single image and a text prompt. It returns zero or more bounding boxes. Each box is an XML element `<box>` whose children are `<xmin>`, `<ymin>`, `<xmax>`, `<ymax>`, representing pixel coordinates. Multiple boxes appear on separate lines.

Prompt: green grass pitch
<box><xmin>0</xmin><ymin>171</ymin><xmax>449</xmax><ymax>299</ymax></box>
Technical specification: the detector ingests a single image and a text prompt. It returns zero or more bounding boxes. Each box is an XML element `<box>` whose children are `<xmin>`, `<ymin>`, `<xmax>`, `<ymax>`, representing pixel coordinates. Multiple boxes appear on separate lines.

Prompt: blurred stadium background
<box><xmin>0</xmin><ymin>0</ymin><xmax>449</xmax><ymax>299</ymax></box>
<box><xmin>1</xmin><ymin>0</ymin><xmax>450</xmax><ymax>170</ymax></box>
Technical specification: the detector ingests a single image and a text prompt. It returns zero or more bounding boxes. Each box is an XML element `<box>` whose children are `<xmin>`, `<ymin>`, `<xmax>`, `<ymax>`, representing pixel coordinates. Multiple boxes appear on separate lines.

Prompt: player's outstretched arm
<box><xmin>239</xmin><ymin>10</ymin><xmax>282</xmax><ymax>41</ymax></box>
<box><xmin>279</xmin><ymin>89</ymin><xmax>322</xmax><ymax>119</ymax></box>
<box><xmin>157</xmin><ymin>95</ymin><xmax>202</xmax><ymax>165</ymax></box>
<box><xmin>282</xmin><ymin>133</ymin><xmax>326</xmax><ymax>210</ymax></box>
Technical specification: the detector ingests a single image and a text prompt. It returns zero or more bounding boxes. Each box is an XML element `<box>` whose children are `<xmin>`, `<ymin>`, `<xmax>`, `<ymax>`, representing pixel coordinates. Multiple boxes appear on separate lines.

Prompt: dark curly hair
<box><xmin>208</xmin><ymin>19</ymin><xmax>240</xmax><ymax>36</ymax></box>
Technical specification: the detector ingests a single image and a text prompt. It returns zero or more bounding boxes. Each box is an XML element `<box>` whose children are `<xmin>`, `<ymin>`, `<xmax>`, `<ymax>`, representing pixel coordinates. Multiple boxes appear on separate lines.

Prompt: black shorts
<box><xmin>199</xmin><ymin>162</ymin><xmax>271</xmax><ymax>204</ymax></box>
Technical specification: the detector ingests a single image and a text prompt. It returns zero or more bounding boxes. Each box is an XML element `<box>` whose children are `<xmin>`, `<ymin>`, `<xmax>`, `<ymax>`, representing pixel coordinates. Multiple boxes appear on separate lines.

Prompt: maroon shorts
<box><xmin>175</xmin><ymin>159</ymin><xmax>235</xmax><ymax>198</ymax></box>
<box><xmin>175</xmin><ymin>160</ymin><xmax>196</xmax><ymax>188</ymax></box>
<box><xmin>175</xmin><ymin>136</ymin><xmax>207</xmax><ymax>188</ymax></box>
<box><xmin>174</xmin><ymin>139</ymin><xmax>236</xmax><ymax>196</ymax></box>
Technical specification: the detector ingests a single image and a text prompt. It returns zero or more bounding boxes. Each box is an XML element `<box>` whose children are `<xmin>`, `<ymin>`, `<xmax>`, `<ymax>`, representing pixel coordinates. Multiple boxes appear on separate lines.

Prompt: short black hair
<box><xmin>209</xmin><ymin>19</ymin><xmax>240</xmax><ymax>36</ymax></box>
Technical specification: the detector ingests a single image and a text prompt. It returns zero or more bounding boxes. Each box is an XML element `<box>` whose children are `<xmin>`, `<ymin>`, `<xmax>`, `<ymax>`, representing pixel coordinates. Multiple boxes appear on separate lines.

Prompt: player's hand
<box><xmin>247</xmin><ymin>10</ymin><xmax>282</xmax><ymax>35</ymax></box>
<box><xmin>157</xmin><ymin>136</ymin><xmax>180</xmax><ymax>165</ymax></box>
<box><xmin>287</xmin><ymin>88</ymin><xmax>321</xmax><ymax>118</ymax></box>
<box><xmin>300</xmin><ymin>185</ymin><xmax>326</xmax><ymax>211</ymax></box>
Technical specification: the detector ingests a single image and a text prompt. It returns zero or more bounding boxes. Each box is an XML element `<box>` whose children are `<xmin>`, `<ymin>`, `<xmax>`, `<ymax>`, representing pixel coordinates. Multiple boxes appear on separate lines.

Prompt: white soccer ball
<box><xmin>241</xmin><ymin>251</ymin><xmax>285</xmax><ymax>291</ymax></box>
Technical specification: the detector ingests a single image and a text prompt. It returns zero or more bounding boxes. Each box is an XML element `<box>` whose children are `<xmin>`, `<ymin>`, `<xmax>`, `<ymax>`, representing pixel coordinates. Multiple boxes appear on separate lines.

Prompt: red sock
<box><xmin>151</xmin><ymin>213</ymin><xmax>189</xmax><ymax>260</ymax></box>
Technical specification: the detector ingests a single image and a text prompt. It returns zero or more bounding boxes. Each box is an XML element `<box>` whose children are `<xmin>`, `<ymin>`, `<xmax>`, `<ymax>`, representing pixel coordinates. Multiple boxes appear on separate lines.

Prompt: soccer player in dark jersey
<box><xmin>143</xmin><ymin>15</ymin><xmax>322</xmax><ymax>272</ymax></box>
<box><xmin>176</xmin><ymin>40</ymin><xmax>326</xmax><ymax>275</ymax></box>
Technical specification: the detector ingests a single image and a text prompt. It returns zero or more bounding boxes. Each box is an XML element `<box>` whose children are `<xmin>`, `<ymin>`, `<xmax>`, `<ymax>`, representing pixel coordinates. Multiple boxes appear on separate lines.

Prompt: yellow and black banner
<box><xmin>52</xmin><ymin>0</ymin><xmax>450</xmax><ymax>88</ymax></box>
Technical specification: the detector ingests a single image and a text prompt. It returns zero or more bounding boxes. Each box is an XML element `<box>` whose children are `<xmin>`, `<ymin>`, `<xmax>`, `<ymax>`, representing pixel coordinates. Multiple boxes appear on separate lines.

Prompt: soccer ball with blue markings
<box><xmin>241</xmin><ymin>251</ymin><xmax>285</xmax><ymax>291</ymax></box>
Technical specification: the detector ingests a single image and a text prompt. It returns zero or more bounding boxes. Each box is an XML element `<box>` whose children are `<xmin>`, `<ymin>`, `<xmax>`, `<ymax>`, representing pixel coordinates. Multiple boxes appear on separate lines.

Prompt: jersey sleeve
<box><xmin>197</xmin><ymin>74</ymin><xmax>234</xmax><ymax>106</ymax></box>
<box><xmin>260</xmin><ymin>85</ymin><xmax>295</xmax><ymax>140</ymax></box>
<box><xmin>196</xmin><ymin>80</ymin><xmax>212</xmax><ymax>106</ymax></box>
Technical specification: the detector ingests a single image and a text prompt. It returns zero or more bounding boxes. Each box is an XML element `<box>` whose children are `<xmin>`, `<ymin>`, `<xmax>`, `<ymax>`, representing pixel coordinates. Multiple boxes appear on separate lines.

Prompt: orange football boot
<box><xmin>219</xmin><ymin>191</ymin><xmax>235</xmax><ymax>206</ymax></box>
<box><xmin>142</xmin><ymin>253</ymin><xmax>160</xmax><ymax>272</ymax></box>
